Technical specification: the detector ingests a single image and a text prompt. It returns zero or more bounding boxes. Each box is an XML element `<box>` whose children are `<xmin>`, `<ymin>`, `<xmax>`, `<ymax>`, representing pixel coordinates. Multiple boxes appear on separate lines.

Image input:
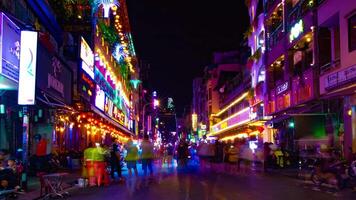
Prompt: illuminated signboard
<box><xmin>0</xmin><ymin>13</ymin><xmax>21</xmax><ymax>82</ymax></box>
<box><xmin>80</xmin><ymin>37</ymin><xmax>94</xmax><ymax>79</ymax></box>
<box><xmin>212</xmin><ymin>107</ymin><xmax>250</xmax><ymax>134</ymax></box>
<box><xmin>105</xmin><ymin>96</ymin><xmax>114</xmax><ymax>117</ymax></box>
<box><xmin>289</xmin><ymin>20</ymin><xmax>304</xmax><ymax>43</ymax></box>
<box><xmin>18</xmin><ymin>31</ymin><xmax>38</xmax><ymax>105</ymax></box>
<box><xmin>326</xmin><ymin>65</ymin><xmax>356</xmax><ymax>89</ymax></box>
<box><xmin>95</xmin><ymin>85</ymin><xmax>105</xmax><ymax>111</ymax></box>
<box><xmin>192</xmin><ymin>113</ymin><xmax>197</xmax><ymax>132</ymax></box>
<box><xmin>276</xmin><ymin>81</ymin><xmax>289</xmax><ymax>95</ymax></box>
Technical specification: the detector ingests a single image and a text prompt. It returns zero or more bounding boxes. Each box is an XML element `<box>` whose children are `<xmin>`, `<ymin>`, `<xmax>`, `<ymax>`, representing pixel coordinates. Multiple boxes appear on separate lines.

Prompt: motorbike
<box><xmin>310</xmin><ymin>158</ymin><xmax>348</xmax><ymax>189</ymax></box>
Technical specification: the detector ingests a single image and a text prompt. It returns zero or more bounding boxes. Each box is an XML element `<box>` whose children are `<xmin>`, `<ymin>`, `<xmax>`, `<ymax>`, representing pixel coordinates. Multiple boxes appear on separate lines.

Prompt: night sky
<box><xmin>126</xmin><ymin>0</ymin><xmax>249</xmax><ymax>115</ymax></box>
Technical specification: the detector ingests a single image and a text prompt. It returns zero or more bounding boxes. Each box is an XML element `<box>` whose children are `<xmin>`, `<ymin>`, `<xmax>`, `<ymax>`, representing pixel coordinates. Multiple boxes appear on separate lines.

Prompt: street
<box><xmin>67</xmin><ymin>164</ymin><xmax>356</xmax><ymax>200</ymax></box>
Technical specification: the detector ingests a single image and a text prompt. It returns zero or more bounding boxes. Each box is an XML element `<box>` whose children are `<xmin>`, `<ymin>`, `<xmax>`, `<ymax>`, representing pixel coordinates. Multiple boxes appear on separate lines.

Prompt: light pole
<box><xmin>142</xmin><ymin>102</ymin><xmax>153</xmax><ymax>136</ymax></box>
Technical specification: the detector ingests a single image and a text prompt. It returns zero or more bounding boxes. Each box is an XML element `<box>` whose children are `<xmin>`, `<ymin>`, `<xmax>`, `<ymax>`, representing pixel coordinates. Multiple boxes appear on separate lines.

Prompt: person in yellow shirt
<box><xmin>140</xmin><ymin>134</ymin><xmax>154</xmax><ymax>177</ymax></box>
<box><xmin>83</xmin><ymin>143</ymin><xmax>95</xmax><ymax>185</ymax></box>
<box><xmin>125</xmin><ymin>140</ymin><xmax>138</xmax><ymax>177</ymax></box>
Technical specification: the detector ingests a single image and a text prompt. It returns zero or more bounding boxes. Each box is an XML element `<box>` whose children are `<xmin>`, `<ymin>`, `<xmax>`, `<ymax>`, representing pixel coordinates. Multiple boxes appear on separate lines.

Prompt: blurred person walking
<box><xmin>176</xmin><ymin>138</ymin><xmax>189</xmax><ymax>169</ymax></box>
<box><xmin>141</xmin><ymin>134</ymin><xmax>154</xmax><ymax>178</ymax></box>
<box><xmin>125</xmin><ymin>139</ymin><xmax>139</xmax><ymax>177</ymax></box>
<box><xmin>110</xmin><ymin>140</ymin><xmax>123</xmax><ymax>182</ymax></box>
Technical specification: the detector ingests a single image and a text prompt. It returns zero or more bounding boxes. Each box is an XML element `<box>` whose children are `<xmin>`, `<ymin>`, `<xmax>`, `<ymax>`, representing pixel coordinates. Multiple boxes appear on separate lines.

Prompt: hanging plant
<box><xmin>97</xmin><ymin>21</ymin><xmax>118</xmax><ymax>45</ymax></box>
<box><xmin>243</xmin><ymin>25</ymin><xmax>253</xmax><ymax>39</ymax></box>
<box><xmin>248</xmin><ymin>48</ymin><xmax>262</xmax><ymax>61</ymax></box>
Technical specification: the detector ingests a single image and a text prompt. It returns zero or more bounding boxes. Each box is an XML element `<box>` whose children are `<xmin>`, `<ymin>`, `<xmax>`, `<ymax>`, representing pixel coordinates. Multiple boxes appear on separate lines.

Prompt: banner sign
<box><xmin>0</xmin><ymin>13</ymin><xmax>21</xmax><ymax>82</ymax></box>
<box><xmin>18</xmin><ymin>31</ymin><xmax>38</xmax><ymax>105</ymax></box>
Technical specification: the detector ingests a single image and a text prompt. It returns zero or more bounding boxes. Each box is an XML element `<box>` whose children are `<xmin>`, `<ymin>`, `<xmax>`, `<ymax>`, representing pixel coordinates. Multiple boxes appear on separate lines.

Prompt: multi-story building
<box><xmin>206</xmin><ymin>49</ymin><xmax>268</xmax><ymax>147</ymax></box>
<box><xmin>192</xmin><ymin>77</ymin><xmax>208</xmax><ymax>138</ymax></box>
<box><xmin>0</xmin><ymin>0</ymin><xmax>140</xmax><ymax>159</ymax></box>
<box><xmin>247</xmin><ymin>0</ymin><xmax>271</xmax><ymax>142</ymax></box>
<box><xmin>317</xmin><ymin>0</ymin><xmax>356</xmax><ymax>159</ymax></box>
<box><xmin>263</xmin><ymin>0</ymin><xmax>326</xmax><ymax>151</ymax></box>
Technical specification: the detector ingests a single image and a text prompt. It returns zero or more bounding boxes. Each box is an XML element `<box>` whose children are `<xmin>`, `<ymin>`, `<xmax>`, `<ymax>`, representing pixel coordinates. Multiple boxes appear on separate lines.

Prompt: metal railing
<box><xmin>288</xmin><ymin>0</ymin><xmax>314</xmax><ymax>27</ymax></box>
<box><xmin>268</xmin><ymin>23</ymin><xmax>284</xmax><ymax>49</ymax></box>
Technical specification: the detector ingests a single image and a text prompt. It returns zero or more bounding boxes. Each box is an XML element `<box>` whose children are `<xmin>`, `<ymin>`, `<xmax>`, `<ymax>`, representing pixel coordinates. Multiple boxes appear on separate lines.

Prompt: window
<box><xmin>208</xmin><ymin>88</ymin><xmax>212</xmax><ymax>100</ymax></box>
<box><xmin>349</xmin><ymin>14</ymin><xmax>356</xmax><ymax>52</ymax></box>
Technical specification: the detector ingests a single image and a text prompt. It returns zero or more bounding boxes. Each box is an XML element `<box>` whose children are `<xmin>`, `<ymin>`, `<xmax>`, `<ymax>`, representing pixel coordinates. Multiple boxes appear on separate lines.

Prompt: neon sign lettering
<box><xmin>276</xmin><ymin>81</ymin><xmax>289</xmax><ymax>95</ymax></box>
<box><xmin>289</xmin><ymin>20</ymin><xmax>304</xmax><ymax>43</ymax></box>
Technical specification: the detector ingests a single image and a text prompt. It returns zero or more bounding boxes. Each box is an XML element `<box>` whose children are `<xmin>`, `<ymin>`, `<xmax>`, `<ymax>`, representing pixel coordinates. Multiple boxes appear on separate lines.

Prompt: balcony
<box><xmin>288</xmin><ymin>0</ymin><xmax>315</xmax><ymax>27</ymax></box>
<box><xmin>220</xmin><ymin>76</ymin><xmax>252</xmax><ymax>108</ymax></box>
<box><xmin>268</xmin><ymin>23</ymin><xmax>284</xmax><ymax>50</ymax></box>
<box><xmin>264</xmin><ymin>0</ymin><xmax>280</xmax><ymax>14</ymax></box>
<box><xmin>320</xmin><ymin>58</ymin><xmax>341</xmax><ymax>74</ymax></box>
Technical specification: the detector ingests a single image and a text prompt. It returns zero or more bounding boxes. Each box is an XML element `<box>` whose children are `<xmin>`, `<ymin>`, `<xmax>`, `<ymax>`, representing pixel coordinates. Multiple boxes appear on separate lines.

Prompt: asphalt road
<box><xmin>67</xmin><ymin>164</ymin><xmax>356</xmax><ymax>200</ymax></box>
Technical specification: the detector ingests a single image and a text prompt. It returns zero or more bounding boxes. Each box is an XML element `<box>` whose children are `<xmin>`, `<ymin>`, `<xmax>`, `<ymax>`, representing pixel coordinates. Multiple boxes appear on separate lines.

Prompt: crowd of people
<box><xmin>0</xmin><ymin>150</ymin><xmax>23</xmax><ymax>195</ymax></box>
<box><xmin>196</xmin><ymin>138</ymin><xmax>293</xmax><ymax>174</ymax></box>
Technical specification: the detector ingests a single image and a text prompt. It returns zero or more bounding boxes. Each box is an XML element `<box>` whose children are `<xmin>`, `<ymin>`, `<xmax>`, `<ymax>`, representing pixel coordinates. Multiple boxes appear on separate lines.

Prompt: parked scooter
<box><xmin>311</xmin><ymin>158</ymin><xmax>348</xmax><ymax>189</ymax></box>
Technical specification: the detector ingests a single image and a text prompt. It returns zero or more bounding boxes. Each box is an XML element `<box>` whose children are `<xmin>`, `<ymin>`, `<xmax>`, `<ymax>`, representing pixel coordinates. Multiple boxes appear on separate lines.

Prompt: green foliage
<box><xmin>243</xmin><ymin>25</ymin><xmax>253</xmax><ymax>40</ymax></box>
<box><xmin>249</xmin><ymin>48</ymin><xmax>262</xmax><ymax>61</ymax></box>
<box><xmin>97</xmin><ymin>21</ymin><xmax>119</xmax><ymax>46</ymax></box>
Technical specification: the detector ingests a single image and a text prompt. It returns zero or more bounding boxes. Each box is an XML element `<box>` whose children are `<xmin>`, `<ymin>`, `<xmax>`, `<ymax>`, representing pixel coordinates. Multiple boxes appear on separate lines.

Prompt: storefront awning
<box><xmin>90</xmin><ymin>105</ymin><xmax>134</xmax><ymax>137</ymax></box>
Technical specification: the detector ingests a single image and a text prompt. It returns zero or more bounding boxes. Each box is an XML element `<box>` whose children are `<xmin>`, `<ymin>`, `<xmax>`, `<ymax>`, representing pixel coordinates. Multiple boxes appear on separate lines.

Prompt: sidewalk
<box><xmin>18</xmin><ymin>170</ymin><xmax>81</xmax><ymax>200</ymax></box>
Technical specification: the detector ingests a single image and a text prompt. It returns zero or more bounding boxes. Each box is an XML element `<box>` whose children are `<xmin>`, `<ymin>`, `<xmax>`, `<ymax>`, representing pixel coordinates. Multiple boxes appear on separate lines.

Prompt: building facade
<box><xmin>317</xmin><ymin>0</ymin><xmax>356</xmax><ymax>159</ymax></box>
<box><xmin>0</xmin><ymin>0</ymin><xmax>140</xmax><ymax>159</ymax></box>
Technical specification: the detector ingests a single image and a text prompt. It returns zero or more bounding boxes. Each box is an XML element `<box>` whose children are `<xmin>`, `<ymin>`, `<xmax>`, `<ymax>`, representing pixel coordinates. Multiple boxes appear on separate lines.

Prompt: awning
<box><xmin>90</xmin><ymin>105</ymin><xmax>135</xmax><ymax>137</ymax></box>
<box><xmin>36</xmin><ymin>90</ymin><xmax>74</xmax><ymax>112</ymax></box>
<box><xmin>265</xmin><ymin>114</ymin><xmax>291</xmax><ymax>127</ymax></box>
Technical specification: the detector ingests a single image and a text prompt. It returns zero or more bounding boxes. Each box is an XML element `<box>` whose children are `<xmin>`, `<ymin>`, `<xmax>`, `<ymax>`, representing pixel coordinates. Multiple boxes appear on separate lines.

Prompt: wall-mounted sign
<box><xmin>212</xmin><ymin>107</ymin><xmax>250</xmax><ymax>134</ymax></box>
<box><xmin>289</xmin><ymin>20</ymin><xmax>304</xmax><ymax>43</ymax></box>
<box><xmin>192</xmin><ymin>113</ymin><xmax>197</xmax><ymax>132</ymax></box>
<box><xmin>326</xmin><ymin>65</ymin><xmax>356</xmax><ymax>89</ymax></box>
<box><xmin>36</xmin><ymin>44</ymin><xmax>72</xmax><ymax>104</ymax></box>
<box><xmin>48</xmin><ymin>57</ymin><xmax>64</xmax><ymax>97</ymax></box>
<box><xmin>79</xmin><ymin>72</ymin><xmax>94</xmax><ymax>101</ymax></box>
<box><xmin>0</xmin><ymin>13</ymin><xmax>21</xmax><ymax>82</ymax></box>
<box><xmin>276</xmin><ymin>81</ymin><xmax>289</xmax><ymax>95</ymax></box>
<box><xmin>95</xmin><ymin>85</ymin><xmax>105</xmax><ymax>111</ymax></box>
<box><xmin>18</xmin><ymin>31</ymin><xmax>38</xmax><ymax>105</ymax></box>
<box><xmin>105</xmin><ymin>96</ymin><xmax>114</xmax><ymax>117</ymax></box>
<box><xmin>80</xmin><ymin>37</ymin><xmax>94</xmax><ymax>79</ymax></box>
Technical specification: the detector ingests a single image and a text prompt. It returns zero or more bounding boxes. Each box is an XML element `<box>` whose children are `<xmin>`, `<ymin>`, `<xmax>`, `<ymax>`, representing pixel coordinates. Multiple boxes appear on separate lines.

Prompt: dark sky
<box><xmin>126</xmin><ymin>0</ymin><xmax>249</xmax><ymax>115</ymax></box>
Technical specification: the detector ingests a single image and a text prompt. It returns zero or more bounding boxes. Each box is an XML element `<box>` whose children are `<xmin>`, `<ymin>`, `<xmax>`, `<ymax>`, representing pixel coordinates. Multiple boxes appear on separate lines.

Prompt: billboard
<box><xmin>0</xmin><ymin>13</ymin><xmax>21</xmax><ymax>82</ymax></box>
<box><xmin>18</xmin><ymin>31</ymin><xmax>38</xmax><ymax>105</ymax></box>
<box><xmin>80</xmin><ymin>37</ymin><xmax>94</xmax><ymax>79</ymax></box>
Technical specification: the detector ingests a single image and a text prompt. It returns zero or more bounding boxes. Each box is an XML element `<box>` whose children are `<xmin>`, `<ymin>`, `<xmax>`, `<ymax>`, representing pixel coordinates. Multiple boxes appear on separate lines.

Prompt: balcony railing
<box><xmin>320</xmin><ymin>58</ymin><xmax>341</xmax><ymax>74</ymax></box>
<box><xmin>220</xmin><ymin>77</ymin><xmax>252</xmax><ymax>108</ymax></box>
<box><xmin>288</xmin><ymin>0</ymin><xmax>314</xmax><ymax>27</ymax></box>
<box><xmin>268</xmin><ymin>23</ymin><xmax>284</xmax><ymax>49</ymax></box>
<box><xmin>264</xmin><ymin>0</ymin><xmax>278</xmax><ymax>13</ymax></box>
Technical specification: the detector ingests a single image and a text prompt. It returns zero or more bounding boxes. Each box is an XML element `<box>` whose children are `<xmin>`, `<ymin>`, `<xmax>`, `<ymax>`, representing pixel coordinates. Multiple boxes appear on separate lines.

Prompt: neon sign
<box><xmin>289</xmin><ymin>20</ymin><xmax>304</xmax><ymax>43</ymax></box>
<box><xmin>80</xmin><ymin>37</ymin><xmax>94</xmax><ymax>79</ymax></box>
<box><xmin>211</xmin><ymin>107</ymin><xmax>250</xmax><ymax>135</ymax></box>
<box><xmin>276</xmin><ymin>81</ymin><xmax>289</xmax><ymax>95</ymax></box>
<box><xmin>18</xmin><ymin>31</ymin><xmax>38</xmax><ymax>105</ymax></box>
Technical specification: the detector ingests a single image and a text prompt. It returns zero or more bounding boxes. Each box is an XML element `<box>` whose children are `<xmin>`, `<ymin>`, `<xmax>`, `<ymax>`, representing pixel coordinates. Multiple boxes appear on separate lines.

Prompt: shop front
<box><xmin>33</xmin><ymin>41</ymin><xmax>73</xmax><ymax>155</ymax></box>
